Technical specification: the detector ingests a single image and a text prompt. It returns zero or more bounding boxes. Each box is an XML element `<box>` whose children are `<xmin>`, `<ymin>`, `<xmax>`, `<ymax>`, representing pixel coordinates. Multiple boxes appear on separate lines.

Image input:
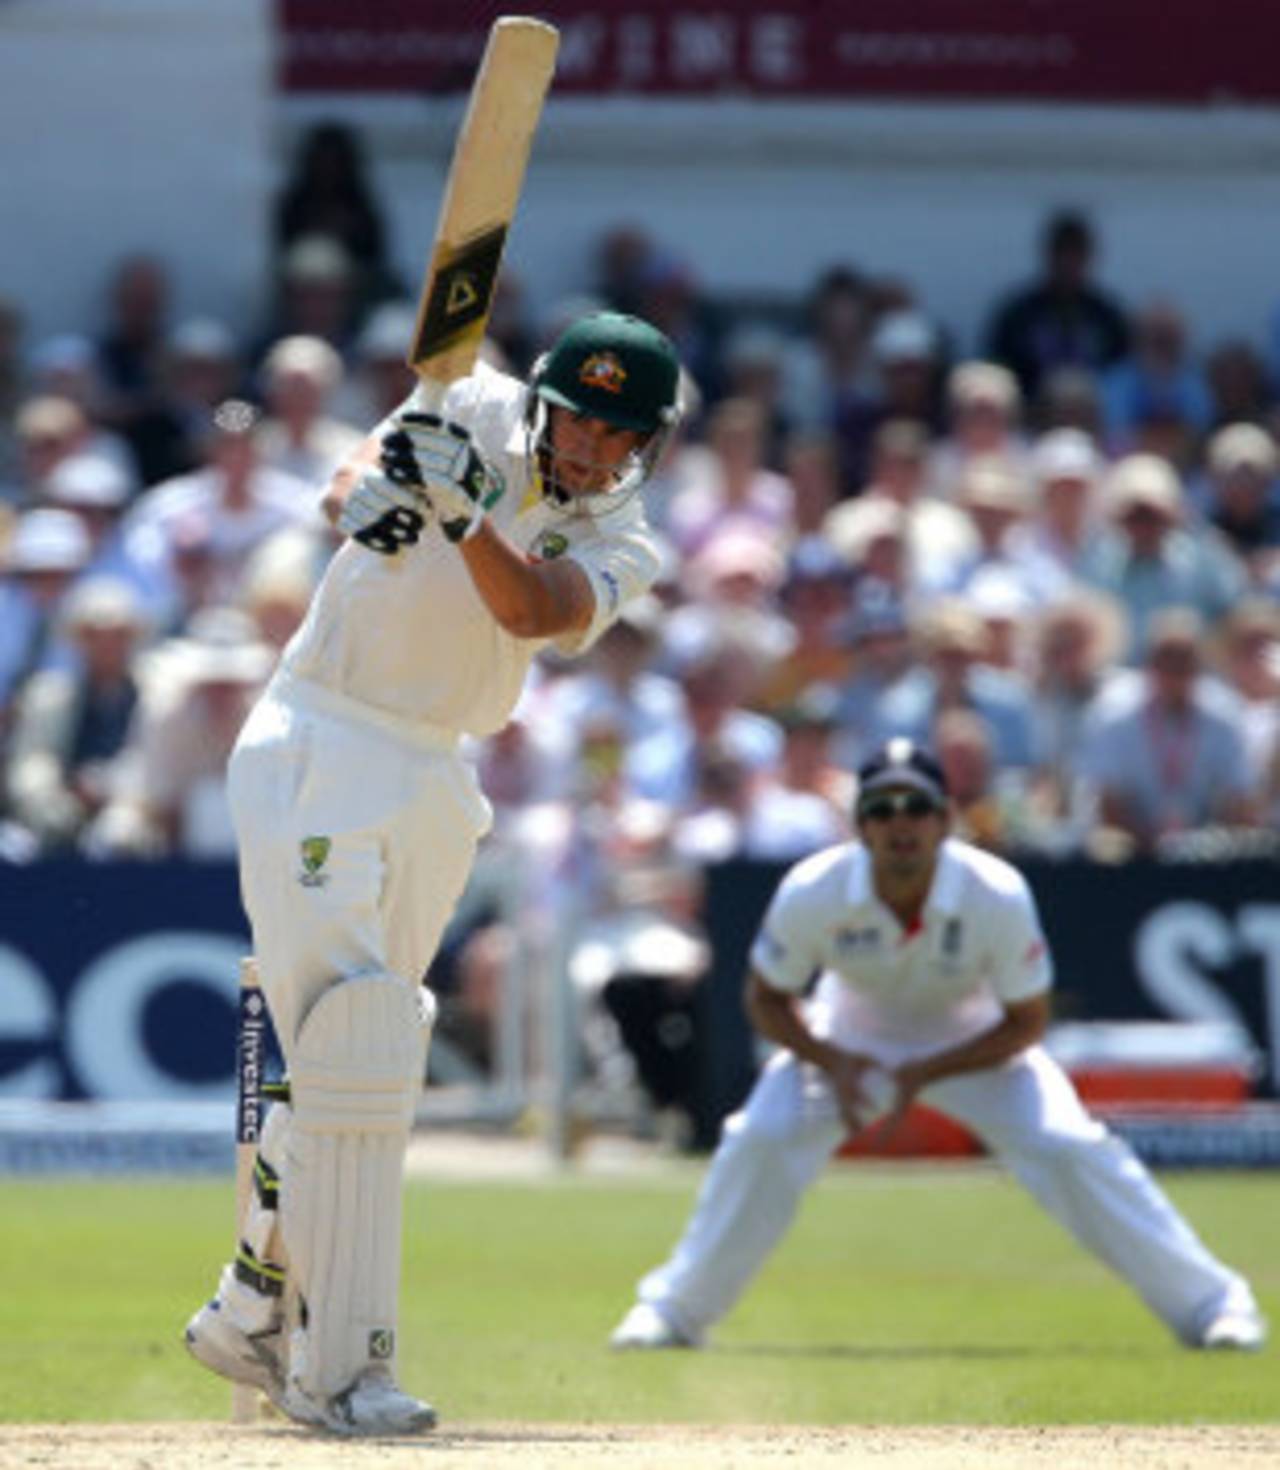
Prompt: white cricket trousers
<box><xmin>638</xmin><ymin>1046</ymin><xmax>1258</xmax><ymax>1345</ymax></box>
<box><xmin>227</xmin><ymin>673</ymin><xmax>492</xmax><ymax>1055</ymax></box>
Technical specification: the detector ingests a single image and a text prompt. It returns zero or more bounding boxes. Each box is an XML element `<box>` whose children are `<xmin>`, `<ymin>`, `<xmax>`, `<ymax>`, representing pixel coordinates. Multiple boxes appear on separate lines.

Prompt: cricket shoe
<box><xmin>278</xmin><ymin>1366</ymin><xmax>437</xmax><ymax>1437</ymax></box>
<box><xmin>184</xmin><ymin>1296</ymin><xmax>286</xmax><ymax>1396</ymax></box>
<box><xmin>1195</xmin><ymin>1309</ymin><xmax>1267</xmax><ymax>1352</ymax></box>
<box><xmin>609</xmin><ymin>1301</ymin><xmax>699</xmax><ymax>1351</ymax></box>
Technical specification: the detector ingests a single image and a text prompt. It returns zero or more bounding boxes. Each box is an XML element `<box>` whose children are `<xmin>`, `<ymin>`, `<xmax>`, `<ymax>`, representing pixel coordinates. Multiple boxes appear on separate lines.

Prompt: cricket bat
<box><xmin>407</xmin><ymin>16</ymin><xmax>560</xmax><ymax>390</ymax></box>
<box><xmin>232</xmin><ymin>955</ymin><xmax>267</xmax><ymax>1424</ymax></box>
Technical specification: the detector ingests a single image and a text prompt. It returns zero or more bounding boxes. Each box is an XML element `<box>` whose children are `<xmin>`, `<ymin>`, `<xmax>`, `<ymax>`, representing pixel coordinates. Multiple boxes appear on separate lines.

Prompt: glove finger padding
<box><xmin>390</xmin><ymin>411</ymin><xmax>492</xmax><ymax>543</ymax></box>
<box><xmin>379</xmin><ymin>429</ymin><xmax>426</xmax><ymax>488</ymax></box>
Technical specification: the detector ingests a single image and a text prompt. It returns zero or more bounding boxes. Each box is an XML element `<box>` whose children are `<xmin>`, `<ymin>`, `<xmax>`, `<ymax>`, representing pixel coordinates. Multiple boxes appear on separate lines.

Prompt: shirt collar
<box><xmin>846</xmin><ymin>838</ymin><xmax>965</xmax><ymax>918</ymax></box>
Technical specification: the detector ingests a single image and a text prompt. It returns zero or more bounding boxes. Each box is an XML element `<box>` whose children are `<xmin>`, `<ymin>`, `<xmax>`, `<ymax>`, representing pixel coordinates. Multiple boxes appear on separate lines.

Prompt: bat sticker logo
<box><xmin>579</xmin><ymin>351</ymin><xmax>627</xmax><ymax>394</ymax></box>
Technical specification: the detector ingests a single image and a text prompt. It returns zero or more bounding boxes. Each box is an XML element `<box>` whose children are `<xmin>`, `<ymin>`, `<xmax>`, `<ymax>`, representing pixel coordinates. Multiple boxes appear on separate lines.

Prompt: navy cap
<box><xmin>856</xmin><ymin>737</ymin><xmax>948</xmax><ymax>807</ymax></box>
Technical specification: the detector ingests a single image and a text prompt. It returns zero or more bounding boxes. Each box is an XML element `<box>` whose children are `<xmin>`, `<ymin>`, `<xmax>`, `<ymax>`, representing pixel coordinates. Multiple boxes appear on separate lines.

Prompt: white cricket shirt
<box><xmin>281</xmin><ymin>362</ymin><xmax>662</xmax><ymax>739</ymax></box>
<box><xmin>750</xmin><ymin>837</ymin><xmax>1052</xmax><ymax>1056</ymax></box>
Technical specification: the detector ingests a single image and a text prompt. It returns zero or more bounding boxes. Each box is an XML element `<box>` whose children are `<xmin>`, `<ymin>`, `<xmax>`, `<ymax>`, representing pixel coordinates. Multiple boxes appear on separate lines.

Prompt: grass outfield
<box><xmin>1</xmin><ymin>1164</ymin><xmax>1275</xmax><ymax>1425</ymax></box>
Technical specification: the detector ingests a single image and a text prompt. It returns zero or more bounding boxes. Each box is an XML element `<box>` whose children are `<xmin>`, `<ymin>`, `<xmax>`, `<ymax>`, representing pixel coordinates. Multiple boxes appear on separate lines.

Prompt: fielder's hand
<box><xmin>382</xmin><ymin>412</ymin><xmax>493</xmax><ymax>543</ymax></box>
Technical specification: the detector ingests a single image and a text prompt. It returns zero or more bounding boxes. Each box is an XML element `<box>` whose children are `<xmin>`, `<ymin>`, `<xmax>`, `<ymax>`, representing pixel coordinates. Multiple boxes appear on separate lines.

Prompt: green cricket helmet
<box><xmin>529</xmin><ymin>312</ymin><xmax>683</xmax><ymax>513</ymax></box>
<box><xmin>536</xmin><ymin>312</ymin><xmax>680</xmax><ymax>432</ymax></box>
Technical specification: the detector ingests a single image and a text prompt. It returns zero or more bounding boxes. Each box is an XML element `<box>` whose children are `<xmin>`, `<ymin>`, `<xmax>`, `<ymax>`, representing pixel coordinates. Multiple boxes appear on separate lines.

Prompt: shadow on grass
<box><xmin>715</xmin><ymin>1341</ymin><xmax>1156</xmax><ymax>1362</ymax></box>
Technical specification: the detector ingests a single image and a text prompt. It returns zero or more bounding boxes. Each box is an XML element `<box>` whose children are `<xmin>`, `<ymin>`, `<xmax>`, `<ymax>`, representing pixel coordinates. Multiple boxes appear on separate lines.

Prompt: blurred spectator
<box><xmin>933</xmin><ymin>707</ymin><xmax>1027</xmax><ymax>853</ymax></box>
<box><xmin>1027</xmin><ymin>590</ymin><xmax>1128</xmax><ymax>837</ymax></box>
<box><xmin>120</xmin><ymin>400</ymin><xmax>317</xmax><ymax>629</ymax></box>
<box><xmin>1035</xmin><ymin>365</ymin><xmax>1106</xmax><ymax>441</ymax></box>
<box><xmin>238</xmin><ymin>525</ymin><xmax>328</xmax><ymax>652</ymax></box>
<box><xmin>1023</xmin><ymin>428</ymin><xmax>1107</xmax><ymax>587</ymax></box>
<box><xmin>985</xmin><ymin>208</ymin><xmax>1130</xmax><ymax>398</ymax></box>
<box><xmin>256</xmin><ymin>335</ymin><xmax>362</xmax><ymax>486</ymax></box>
<box><xmin>632</xmin><ymin>251</ymin><xmax>718</xmax><ymax>398</ymax></box>
<box><xmin>92</xmin><ymin>606</ymin><xmax>273</xmax><ymax>856</ymax></box>
<box><xmin>874</xmin><ymin>599</ymin><xmax>1039</xmax><ymax>771</ymax></box>
<box><xmin>336</xmin><ymin>300</ymin><xmax>419</xmax><ymax>425</ymax></box>
<box><xmin>867</xmin><ymin>309</ymin><xmax>945</xmax><ymax>437</ymax></box>
<box><xmin>124</xmin><ymin>318</ymin><xmax>245</xmax><ymax>487</ymax></box>
<box><xmin>486</xmin><ymin>273</ymin><xmax>537</xmax><ymax>376</ymax></box>
<box><xmin>1102</xmin><ymin>299</ymin><xmax>1211</xmax><ymax>450</ymax></box>
<box><xmin>260</xmin><ymin>235</ymin><xmax>362</xmax><ymax>364</ymax></box>
<box><xmin>593</xmin><ymin>223</ymin><xmax>658</xmax><ymax>318</ymax></box>
<box><xmin>543</xmin><ymin>594</ymin><xmax>685</xmax><ymax>782</ymax></box>
<box><xmin>94</xmin><ymin>255</ymin><xmax>170</xmax><ymax>435</ymax></box>
<box><xmin>966</xmin><ymin>566</ymin><xmax>1037</xmax><ymax>674</ymax></box>
<box><xmin>1211</xmin><ymin>599</ymin><xmax>1280</xmax><ymax>791</ymax></box>
<box><xmin>782</xmin><ymin>429</ymin><xmax>842</xmax><ymax>544</ymax></box>
<box><xmin>14</xmin><ymin>392</ymin><xmax>134</xmax><ymax>504</ymax></box>
<box><xmin>1079</xmin><ymin>607</ymin><xmax>1259</xmax><ymax>855</ymax></box>
<box><xmin>928</xmin><ymin>361</ymin><xmax>1026</xmax><ymax>502</ymax></box>
<box><xmin>753</xmin><ymin>541</ymin><xmax>855</xmax><ymax>712</ymax></box>
<box><xmin>781</xmin><ymin>265</ymin><xmax>875</xmax><ymax>493</ymax></box>
<box><xmin>631</xmin><ymin>620</ymin><xmax>782</xmax><ymax>810</ymax></box>
<box><xmin>1200</xmin><ymin>422</ymin><xmax>1280</xmax><ymax>575</ymax></box>
<box><xmin>665</xmin><ymin>397</ymin><xmax>794</xmax><ymax>556</ymax></box>
<box><xmin>766</xmin><ymin>683</ymin><xmax>854</xmax><ymax>831</ymax></box>
<box><xmin>673</xmin><ymin>528</ymin><xmax>793</xmax><ymax>670</ymax></box>
<box><xmin>831</xmin><ymin>581</ymin><xmax>914</xmax><ymax>767</ymax></box>
<box><xmin>276</xmin><ymin>122</ymin><xmax>394</xmax><ymax>304</ymax></box>
<box><xmin>0</xmin><ymin>508</ymin><xmax>91</xmax><ymax>717</ymax></box>
<box><xmin>30</xmin><ymin>338</ymin><xmax>139</xmax><ymax>484</ymax></box>
<box><xmin>43</xmin><ymin>454</ymin><xmax>134</xmax><ymax>587</ymax></box>
<box><xmin>826</xmin><ymin>419</ymin><xmax>975</xmax><ymax>596</ymax></box>
<box><xmin>947</xmin><ymin>456</ymin><xmax>1043</xmax><ymax>603</ymax></box>
<box><xmin>720</xmin><ymin>324</ymin><xmax>791</xmax><ymax>465</ymax></box>
<box><xmin>1205</xmin><ymin>339</ymin><xmax>1272</xmax><ymax>429</ymax></box>
<box><xmin>3</xmin><ymin>577</ymin><xmax>146</xmax><ymax>851</ymax></box>
<box><xmin>1083</xmin><ymin>453</ymin><xmax>1246</xmax><ymax>658</ymax></box>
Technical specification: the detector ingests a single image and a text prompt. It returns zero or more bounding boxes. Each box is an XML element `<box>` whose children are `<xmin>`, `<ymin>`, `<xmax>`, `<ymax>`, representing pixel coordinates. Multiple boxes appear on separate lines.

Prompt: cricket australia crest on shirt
<box><xmin>531</xmin><ymin>529</ymin><xmax>569</xmax><ymax>561</ymax></box>
<box><xmin>299</xmin><ymin>835</ymin><xmax>331</xmax><ymax>888</ymax></box>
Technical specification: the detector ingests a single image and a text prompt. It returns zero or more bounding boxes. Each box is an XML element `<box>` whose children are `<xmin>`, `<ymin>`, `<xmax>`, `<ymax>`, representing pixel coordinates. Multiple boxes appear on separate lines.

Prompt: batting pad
<box><xmin>284</xmin><ymin>975</ymin><xmax>431</xmax><ymax>1397</ymax></box>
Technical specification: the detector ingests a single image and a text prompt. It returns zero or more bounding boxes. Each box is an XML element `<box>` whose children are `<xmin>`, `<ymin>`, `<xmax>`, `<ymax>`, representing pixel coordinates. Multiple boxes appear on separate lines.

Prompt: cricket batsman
<box><xmin>611</xmin><ymin>739</ymin><xmax>1267</xmax><ymax>1354</ymax></box>
<box><xmin>184</xmin><ymin>311</ymin><xmax>682</xmax><ymax>1433</ymax></box>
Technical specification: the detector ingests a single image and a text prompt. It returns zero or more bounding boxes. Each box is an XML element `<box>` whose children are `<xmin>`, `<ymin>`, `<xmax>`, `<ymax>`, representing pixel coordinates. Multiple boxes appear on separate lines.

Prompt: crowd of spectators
<box><xmin>4</xmin><ymin>138</ymin><xmax>1276</xmax><ymax>872</ymax></box>
<box><xmin>6</xmin><ymin>124</ymin><xmax>1279</xmax><ymax>1132</ymax></box>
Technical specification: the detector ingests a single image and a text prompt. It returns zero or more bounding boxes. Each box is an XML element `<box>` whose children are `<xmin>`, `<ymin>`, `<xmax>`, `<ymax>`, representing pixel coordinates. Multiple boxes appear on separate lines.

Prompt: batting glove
<box><xmin>382</xmin><ymin>412</ymin><xmax>493</xmax><ymax>543</ymax></box>
<box><xmin>338</xmin><ymin>468</ymin><xmax>431</xmax><ymax>555</ymax></box>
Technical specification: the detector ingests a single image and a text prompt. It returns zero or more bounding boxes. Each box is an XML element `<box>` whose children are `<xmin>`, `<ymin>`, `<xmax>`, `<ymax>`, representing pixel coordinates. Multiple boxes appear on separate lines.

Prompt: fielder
<box><xmin>184</xmin><ymin>311</ymin><xmax>682</xmax><ymax>1433</ymax></box>
<box><xmin>611</xmin><ymin>739</ymin><xmax>1267</xmax><ymax>1354</ymax></box>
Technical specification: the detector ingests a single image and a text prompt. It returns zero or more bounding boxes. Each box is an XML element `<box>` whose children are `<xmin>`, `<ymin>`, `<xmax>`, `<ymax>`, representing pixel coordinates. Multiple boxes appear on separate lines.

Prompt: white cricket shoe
<box><xmin>610</xmin><ymin>1301</ymin><xmax>698</xmax><ymax>1350</ymax></box>
<box><xmin>1196</xmin><ymin>1309</ymin><xmax>1268</xmax><ymax>1352</ymax></box>
<box><xmin>184</xmin><ymin>1296</ymin><xmax>285</xmax><ymax>1396</ymax></box>
<box><xmin>278</xmin><ymin>1367</ymin><xmax>437</xmax><ymax>1437</ymax></box>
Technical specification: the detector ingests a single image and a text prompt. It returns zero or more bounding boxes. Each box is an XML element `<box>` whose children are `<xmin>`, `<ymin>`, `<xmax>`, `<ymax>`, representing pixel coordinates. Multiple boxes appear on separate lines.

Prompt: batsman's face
<box><xmin>857</xmin><ymin>785</ymin><xmax>948</xmax><ymax>881</ymax></box>
<box><xmin>547</xmin><ymin>406</ymin><xmax>646</xmax><ymax>496</ymax></box>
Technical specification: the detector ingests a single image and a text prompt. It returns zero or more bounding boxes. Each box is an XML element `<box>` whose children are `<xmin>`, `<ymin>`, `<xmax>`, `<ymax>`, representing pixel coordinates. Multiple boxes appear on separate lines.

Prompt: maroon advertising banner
<box><xmin>277</xmin><ymin>2</ymin><xmax>1280</xmax><ymax>103</ymax></box>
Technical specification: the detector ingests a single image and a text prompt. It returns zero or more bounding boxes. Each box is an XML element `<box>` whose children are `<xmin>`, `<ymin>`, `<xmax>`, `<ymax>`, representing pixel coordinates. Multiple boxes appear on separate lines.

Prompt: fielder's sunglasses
<box><xmin>857</xmin><ymin>791</ymin><xmax>942</xmax><ymax>822</ymax></box>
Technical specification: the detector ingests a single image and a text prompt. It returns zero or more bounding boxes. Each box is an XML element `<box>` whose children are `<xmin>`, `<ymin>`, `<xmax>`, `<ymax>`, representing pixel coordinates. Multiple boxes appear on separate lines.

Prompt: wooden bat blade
<box><xmin>408</xmin><ymin>16</ymin><xmax>559</xmax><ymax>386</ymax></box>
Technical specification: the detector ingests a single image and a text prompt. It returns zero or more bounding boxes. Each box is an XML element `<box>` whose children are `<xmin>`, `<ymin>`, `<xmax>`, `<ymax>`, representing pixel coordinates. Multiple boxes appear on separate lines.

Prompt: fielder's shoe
<box><xmin>609</xmin><ymin>1301</ymin><xmax>698</xmax><ymax>1351</ymax></box>
<box><xmin>184</xmin><ymin>1297</ymin><xmax>286</xmax><ymax>1396</ymax></box>
<box><xmin>278</xmin><ymin>1366</ymin><xmax>437</xmax><ymax>1437</ymax></box>
<box><xmin>1195</xmin><ymin>1309</ymin><xmax>1267</xmax><ymax>1352</ymax></box>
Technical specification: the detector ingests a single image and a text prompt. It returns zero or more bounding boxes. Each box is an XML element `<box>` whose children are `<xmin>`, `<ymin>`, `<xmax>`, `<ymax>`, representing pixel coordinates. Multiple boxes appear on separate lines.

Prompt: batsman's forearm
<box><xmin>460</xmin><ymin>523</ymin><xmax>592</xmax><ymax>638</ymax></box>
<box><xmin>322</xmin><ymin>435</ymin><xmax>381</xmax><ymax>527</ymax></box>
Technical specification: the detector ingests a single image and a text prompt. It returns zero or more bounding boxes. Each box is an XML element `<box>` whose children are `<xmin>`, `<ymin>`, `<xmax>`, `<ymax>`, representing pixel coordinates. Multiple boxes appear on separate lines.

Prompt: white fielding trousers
<box><xmin>638</xmin><ymin>1046</ymin><xmax>1258</xmax><ymax>1345</ymax></box>
<box><xmin>227</xmin><ymin>675</ymin><xmax>492</xmax><ymax>1058</ymax></box>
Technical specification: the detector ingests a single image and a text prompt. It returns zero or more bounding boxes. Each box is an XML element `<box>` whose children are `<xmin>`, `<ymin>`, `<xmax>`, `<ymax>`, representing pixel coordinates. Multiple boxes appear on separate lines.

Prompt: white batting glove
<box><xmin>381</xmin><ymin>412</ymin><xmax>493</xmax><ymax>543</ymax></box>
<box><xmin>337</xmin><ymin>468</ymin><xmax>431</xmax><ymax>555</ymax></box>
